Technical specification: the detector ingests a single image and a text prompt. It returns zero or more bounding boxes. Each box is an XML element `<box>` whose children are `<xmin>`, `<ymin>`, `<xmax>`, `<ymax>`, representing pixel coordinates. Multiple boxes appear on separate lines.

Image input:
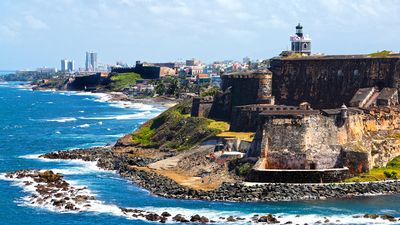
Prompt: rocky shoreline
<box><xmin>4</xmin><ymin>169</ymin><xmax>272</xmax><ymax>224</ymax></box>
<box><xmin>4</xmin><ymin>169</ymin><xmax>400</xmax><ymax>224</ymax></box>
<box><xmin>41</xmin><ymin>147</ymin><xmax>400</xmax><ymax>202</ymax></box>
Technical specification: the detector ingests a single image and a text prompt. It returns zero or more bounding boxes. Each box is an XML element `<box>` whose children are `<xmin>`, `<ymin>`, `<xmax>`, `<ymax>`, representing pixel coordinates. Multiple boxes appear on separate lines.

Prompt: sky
<box><xmin>0</xmin><ymin>0</ymin><xmax>399</xmax><ymax>70</ymax></box>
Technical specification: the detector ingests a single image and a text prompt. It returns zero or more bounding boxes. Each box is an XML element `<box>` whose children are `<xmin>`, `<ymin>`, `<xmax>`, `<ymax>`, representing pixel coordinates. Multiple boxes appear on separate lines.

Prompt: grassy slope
<box><xmin>131</xmin><ymin>99</ymin><xmax>229</xmax><ymax>151</ymax></box>
<box><xmin>108</xmin><ymin>72</ymin><xmax>141</xmax><ymax>91</ymax></box>
<box><xmin>368</xmin><ymin>50</ymin><xmax>392</xmax><ymax>57</ymax></box>
<box><xmin>345</xmin><ymin>156</ymin><xmax>400</xmax><ymax>182</ymax></box>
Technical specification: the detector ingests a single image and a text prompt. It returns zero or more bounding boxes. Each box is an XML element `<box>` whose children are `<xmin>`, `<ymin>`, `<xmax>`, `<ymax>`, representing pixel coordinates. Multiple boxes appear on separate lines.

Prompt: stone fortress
<box><xmin>192</xmin><ymin>24</ymin><xmax>400</xmax><ymax>183</ymax></box>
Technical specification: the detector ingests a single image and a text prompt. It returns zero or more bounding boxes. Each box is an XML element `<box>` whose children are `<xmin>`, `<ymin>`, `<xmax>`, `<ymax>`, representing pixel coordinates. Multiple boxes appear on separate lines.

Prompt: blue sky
<box><xmin>0</xmin><ymin>0</ymin><xmax>399</xmax><ymax>70</ymax></box>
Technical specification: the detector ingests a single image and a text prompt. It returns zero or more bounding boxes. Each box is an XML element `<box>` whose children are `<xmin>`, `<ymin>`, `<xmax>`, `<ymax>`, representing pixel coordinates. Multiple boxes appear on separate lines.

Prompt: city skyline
<box><xmin>0</xmin><ymin>0</ymin><xmax>399</xmax><ymax>70</ymax></box>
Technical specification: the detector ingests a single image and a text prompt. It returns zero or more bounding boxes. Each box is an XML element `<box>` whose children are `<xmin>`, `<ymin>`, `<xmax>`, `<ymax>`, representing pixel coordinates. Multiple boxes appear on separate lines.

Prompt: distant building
<box><xmin>243</xmin><ymin>57</ymin><xmax>251</xmax><ymax>64</ymax></box>
<box><xmin>61</xmin><ymin>59</ymin><xmax>75</xmax><ymax>72</ymax></box>
<box><xmin>85</xmin><ymin>52</ymin><xmax>98</xmax><ymax>71</ymax></box>
<box><xmin>290</xmin><ymin>23</ymin><xmax>311</xmax><ymax>55</ymax></box>
<box><xmin>186</xmin><ymin>58</ymin><xmax>201</xmax><ymax>66</ymax></box>
<box><xmin>36</xmin><ymin>67</ymin><xmax>57</xmax><ymax>74</ymax></box>
<box><xmin>67</xmin><ymin>60</ymin><xmax>75</xmax><ymax>72</ymax></box>
<box><xmin>61</xmin><ymin>59</ymin><xmax>68</xmax><ymax>72</ymax></box>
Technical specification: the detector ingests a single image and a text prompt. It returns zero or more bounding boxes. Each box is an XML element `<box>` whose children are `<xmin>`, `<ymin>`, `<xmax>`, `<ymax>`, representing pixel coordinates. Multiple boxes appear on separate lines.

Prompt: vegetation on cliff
<box><xmin>131</xmin><ymin>99</ymin><xmax>229</xmax><ymax>151</ymax></box>
<box><xmin>346</xmin><ymin>156</ymin><xmax>400</xmax><ymax>182</ymax></box>
<box><xmin>107</xmin><ymin>72</ymin><xmax>141</xmax><ymax>91</ymax></box>
<box><xmin>368</xmin><ymin>50</ymin><xmax>393</xmax><ymax>57</ymax></box>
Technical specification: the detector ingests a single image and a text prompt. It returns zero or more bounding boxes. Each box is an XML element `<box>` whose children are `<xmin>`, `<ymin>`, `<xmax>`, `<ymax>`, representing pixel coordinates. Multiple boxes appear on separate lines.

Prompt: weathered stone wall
<box><xmin>191</xmin><ymin>97</ymin><xmax>213</xmax><ymax>118</ymax></box>
<box><xmin>258</xmin><ymin>109</ymin><xmax>400</xmax><ymax>175</ymax></box>
<box><xmin>208</xmin><ymin>70</ymin><xmax>273</xmax><ymax>122</ymax></box>
<box><xmin>270</xmin><ymin>56</ymin><xmax>400</xmax><ymax>109</ymax></box>
<box><xmin>230</xmin><ymin>107</ymin><xmax>261</xmax><ymax>132</ymax></box>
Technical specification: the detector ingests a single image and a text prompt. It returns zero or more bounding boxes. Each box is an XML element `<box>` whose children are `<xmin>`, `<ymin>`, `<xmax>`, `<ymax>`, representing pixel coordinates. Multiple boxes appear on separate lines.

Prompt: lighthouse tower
<box><xmin>290</xmin><ymin>23</ymin><xmax>311</xmax><ymax>55</ymax></box>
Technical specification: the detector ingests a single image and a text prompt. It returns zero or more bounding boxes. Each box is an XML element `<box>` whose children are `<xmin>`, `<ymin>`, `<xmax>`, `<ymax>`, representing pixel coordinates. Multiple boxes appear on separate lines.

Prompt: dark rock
<box><xmin>161</xmin><ymin>212</ymin><xmax>171</xmax><ymax>217</ymax></box>
<box><xmin>145</xmin><ymin>213</ymin><xmax>161</xmax><ymax>221</ymax></box>
<box><xmin>173</xmin><ymin>214</ymin><xmax>189</xmax><ymax>223</ymax></box>
<box><xmin>381</xmin><ymin>214</ymin><xmax>397</xmax><ymax>222</ymax></box>
<box><xmin>226</xmin><ymin>216</ymin><xmax>236</xmax><ymax>222</ymax></box>
<box><xmin>258</xmin><ymin>214</ymin><xmax>279</xmax><ymax>224</ymax></box>
<box><xmin>364</xmin><ymin>214</ymin><xmax>379</xmax><ymax>219</ymax></box>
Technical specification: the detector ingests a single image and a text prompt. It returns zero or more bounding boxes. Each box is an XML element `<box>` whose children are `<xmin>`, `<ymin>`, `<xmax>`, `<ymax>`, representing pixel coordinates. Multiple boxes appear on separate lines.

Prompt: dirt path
<box><xmin>148</xmin><ymin>141</ymin><xmax>215</xmax><ymax>171</ymax></box>
<box><xmin>145</xmin><ymin>140</ymin><xmax>220</xmax><ymax>191</ymax></box>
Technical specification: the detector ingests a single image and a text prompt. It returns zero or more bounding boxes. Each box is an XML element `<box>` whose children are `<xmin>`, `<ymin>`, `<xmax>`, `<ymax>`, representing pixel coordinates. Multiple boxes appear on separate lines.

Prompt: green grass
<box><xmin>131</xmin><ymin>99</ymin><xmax>227</xmax><ymax>151</ymax></box>
<box><xmin>368</xmin><ymin>50</ymin><xmax>392</xmax><ymax>57</ymax></box>
<box><xmin>109</xmin><ymin>72</ymin><xmax>141</xmax><ymax>91</ymax></box>
<box><xmin>345</xmin><ymin>156</ymin><xmax>400</xmax><ymax>182</ymax></box>
<box><xmin>131</xmin><ymin>125</ymin><xmax>155</xmax><ymax>146</ymax></box>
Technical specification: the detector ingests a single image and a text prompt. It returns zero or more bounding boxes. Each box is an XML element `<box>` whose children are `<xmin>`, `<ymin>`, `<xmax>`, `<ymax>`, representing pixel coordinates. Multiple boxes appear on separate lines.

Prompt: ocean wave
<box><xmin>19</xmin><ymin>154</ymin><xmax>42</xmax><ymax>159</ymax></box>
<box><xmin>77</xmin><ymin>124</ymin><xmax>90</xmax><ymax>128</ymax></box>
<box><xmin>108</xmin><ymin>101</ymin><xmax>162</xmax><ymax>111</ymax></box>
<box><xmin>47</xmin><ymin>117</ymin><xmax>77</xmax><ymax>123</ymax></box>
<box><xmin>78</xmin><ymin>111</ymin><xmax>158</xmax><ymax>120</ymax></box>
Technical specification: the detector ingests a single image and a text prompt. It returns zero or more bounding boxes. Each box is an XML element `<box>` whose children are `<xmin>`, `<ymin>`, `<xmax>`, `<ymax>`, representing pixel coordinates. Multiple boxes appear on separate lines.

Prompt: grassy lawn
<box><xmin>109</xmin><ymin>72</ymin><xmax>141</xmax><ymax>91</ymax></box>
<box><xmin>345</xmin><ymin>156</ymin><xmax>400</xmax><ymax>182</ymax></box>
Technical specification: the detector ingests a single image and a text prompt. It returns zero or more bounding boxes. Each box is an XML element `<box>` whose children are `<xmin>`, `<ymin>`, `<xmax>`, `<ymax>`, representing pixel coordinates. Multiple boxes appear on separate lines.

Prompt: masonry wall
<box><xmin>209</xmin><ymin>71</ymin><xmax>272</xmax><ymax>123</ymax></box>
<box><xmin>221</xmin><ymin>76</ymin><xmax>261</xmax><ymax>107</ymax></box>
<box><xmin>270</xmin><ymin>57</ymin><xmax>400</xmax><ymax>109</ymax></box>
<box><xmin>261</xmin><ymin>113</ymin><xmax>367</xmax><ymax>170</ymax></box>
<box><xmin>191</xmin><ymin>98</ymin><xmax>213</xmax><ymax>118</ymax></box>
<box><xmin>259</xmin><ymin>110</ymin><xmax>400</xmax><ymax>174</ymax></box>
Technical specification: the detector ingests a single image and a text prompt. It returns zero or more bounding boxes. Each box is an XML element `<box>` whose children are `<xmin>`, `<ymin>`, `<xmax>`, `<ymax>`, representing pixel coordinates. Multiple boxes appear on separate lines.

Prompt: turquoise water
<box><xmin>1</xmin><ymin>82</ymin><xmax>400</xmax><ymax>225</ymax></box>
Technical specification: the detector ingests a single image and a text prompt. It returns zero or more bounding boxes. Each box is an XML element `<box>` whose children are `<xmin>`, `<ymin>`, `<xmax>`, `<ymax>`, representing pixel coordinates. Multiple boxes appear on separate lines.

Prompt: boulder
<box><xmin>258</xmin><ymin>214</ymin><xmax>280</xmax><ymax>224</ymax></box>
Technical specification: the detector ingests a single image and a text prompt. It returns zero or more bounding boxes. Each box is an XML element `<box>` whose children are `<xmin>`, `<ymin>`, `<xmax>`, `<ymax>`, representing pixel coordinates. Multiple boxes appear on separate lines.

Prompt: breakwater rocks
<box><xmin>42</xmin><ymin>148</ymin><xmax>400</xmax><ymax>202</ymax></box>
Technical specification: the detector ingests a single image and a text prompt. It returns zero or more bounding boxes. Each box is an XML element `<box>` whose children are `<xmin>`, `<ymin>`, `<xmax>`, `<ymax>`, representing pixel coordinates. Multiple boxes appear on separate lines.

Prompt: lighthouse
<box><xmin>290</xmin><ymin>23</ymin><xmax>311</xmax><ymax>55</ymax></box>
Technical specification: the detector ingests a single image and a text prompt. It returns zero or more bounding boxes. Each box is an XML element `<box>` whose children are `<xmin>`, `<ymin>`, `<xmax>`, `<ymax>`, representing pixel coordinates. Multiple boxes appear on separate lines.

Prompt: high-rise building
<box><xmin>61</xmin><ymin>59</ymin><xmax>75</xmax><ymax>72</ymax></box>
<box><xmin>67</xmin><ymin>60</ymin><xmax>75</xmax><ymax>72</ymax></box>
<box><xmin>85</xmin><ymin>52</ymin><xmax>98</xmax><ymax>71</ymax></box>
<box><xmin>290</xmin><ymin>23</ymin><xmax>311</xmax><ymax>55</ymax></box>
<box><xmin>61</xmin><ymin>59</ymin><xmax>68</xmax><ymax>72</ymax></box>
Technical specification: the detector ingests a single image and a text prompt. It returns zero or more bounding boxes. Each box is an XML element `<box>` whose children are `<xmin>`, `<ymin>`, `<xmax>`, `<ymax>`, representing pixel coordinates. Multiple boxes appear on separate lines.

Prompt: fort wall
<box><xmin>269</xmin><ymin>56</ymin><xmax>400</xmax><ymax>109</ymax></box>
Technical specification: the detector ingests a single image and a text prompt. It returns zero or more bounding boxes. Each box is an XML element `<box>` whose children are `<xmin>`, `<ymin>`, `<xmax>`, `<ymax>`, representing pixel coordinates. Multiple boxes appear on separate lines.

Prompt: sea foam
<box><xmin>47</xmin><ymin>117</ymin><xmax>77</xmax><ymax>123</ymax></box>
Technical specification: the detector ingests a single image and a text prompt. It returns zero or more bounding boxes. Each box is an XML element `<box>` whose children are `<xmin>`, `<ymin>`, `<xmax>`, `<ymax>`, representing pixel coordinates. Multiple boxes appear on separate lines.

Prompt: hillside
<box><xmin>118</xmin><ymin>98</ymin><xmax>229</xmax><ymax>151</ymax></box>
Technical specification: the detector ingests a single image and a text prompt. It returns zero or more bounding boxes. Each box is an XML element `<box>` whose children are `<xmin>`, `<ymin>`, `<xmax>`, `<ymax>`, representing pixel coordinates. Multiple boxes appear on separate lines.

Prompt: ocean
<box><xmin>0</xmin><ymin>71</ymin><xmax>15</xmax><ymax>76</ymax></box>
<box><xmin>0</xmin><ymin>81</ymin><xmax>400</xmax><ymax>225</ymax></box>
